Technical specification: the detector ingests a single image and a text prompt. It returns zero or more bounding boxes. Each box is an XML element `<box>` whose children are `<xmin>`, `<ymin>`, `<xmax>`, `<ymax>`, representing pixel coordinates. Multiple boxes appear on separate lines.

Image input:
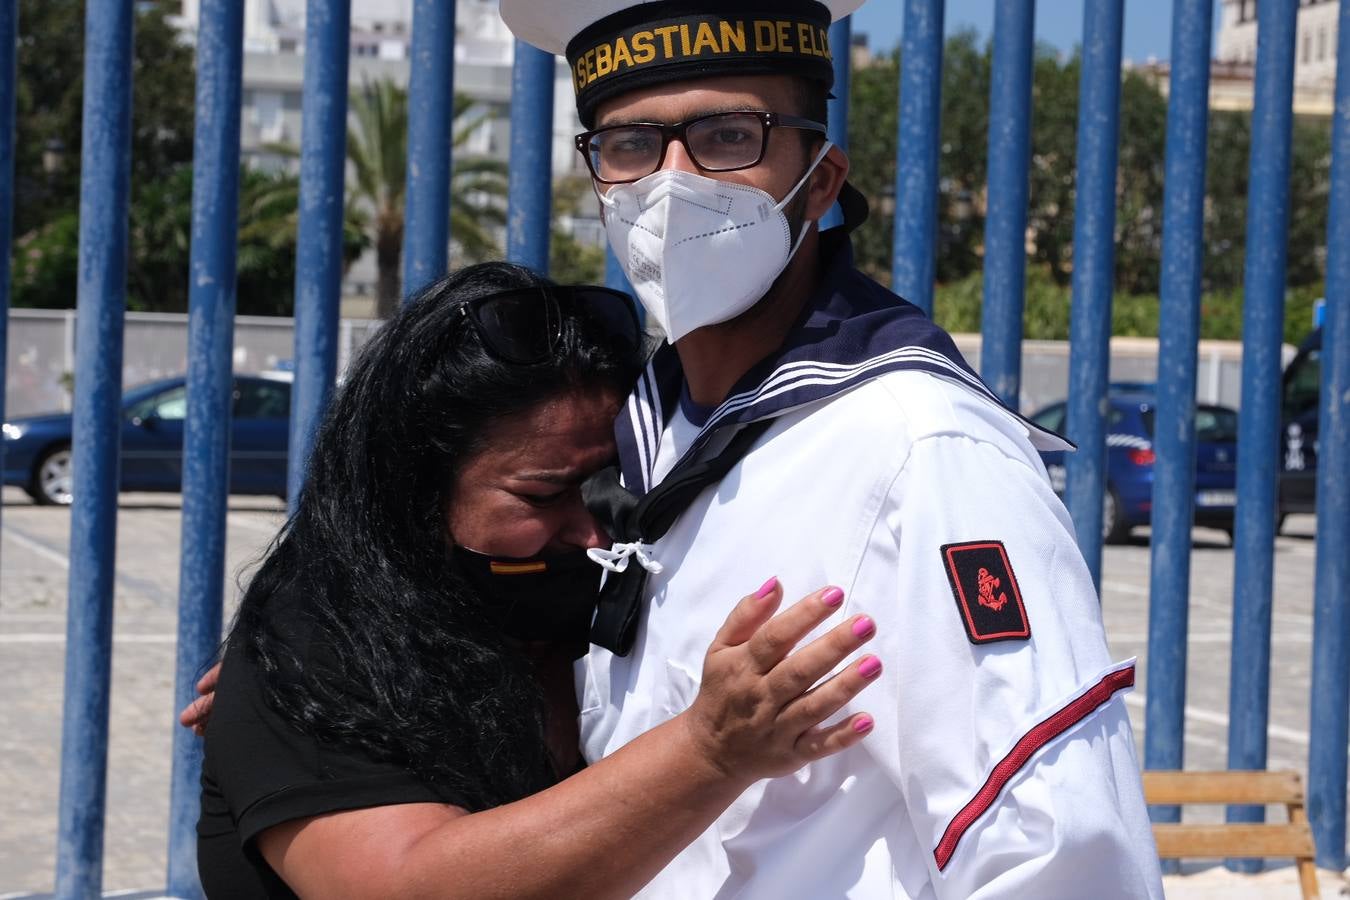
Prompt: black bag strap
<box><xmin>584</xmin><ymin>419</ymin><xmax>773</xmax><ymax>655</ymax></box>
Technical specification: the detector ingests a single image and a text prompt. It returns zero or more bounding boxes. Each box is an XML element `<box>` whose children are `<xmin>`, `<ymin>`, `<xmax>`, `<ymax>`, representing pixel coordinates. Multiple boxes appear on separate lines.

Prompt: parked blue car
<box><xmin>1028</xmin><ymin>386</ymin><xmax>1239</xmax><ymax>543</ymax></box>
<box><xmin>2</xmin><ymin>375</ymin><xmax>291</xmax><ymax>505</ymax></box>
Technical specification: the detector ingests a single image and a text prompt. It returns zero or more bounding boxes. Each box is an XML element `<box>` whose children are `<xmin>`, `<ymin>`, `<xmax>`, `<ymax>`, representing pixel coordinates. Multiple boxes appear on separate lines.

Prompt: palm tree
<box><xmin>346</xmin><ymin>80</ymin><xmax>508</xmax><ymax>318</ymax></box>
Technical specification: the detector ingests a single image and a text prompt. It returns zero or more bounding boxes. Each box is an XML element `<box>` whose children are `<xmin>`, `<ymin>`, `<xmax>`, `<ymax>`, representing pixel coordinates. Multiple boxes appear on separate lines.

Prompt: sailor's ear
<box><xmin>804</xmin><ymin>145</ymin><xmax>849</xmax><ymax>221</ymax></box>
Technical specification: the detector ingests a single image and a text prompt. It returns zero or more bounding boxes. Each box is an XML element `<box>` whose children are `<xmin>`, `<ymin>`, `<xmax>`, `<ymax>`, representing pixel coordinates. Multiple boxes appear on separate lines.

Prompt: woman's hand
<box><xmin>178</xmin><ymin>662</ymin><xmax>222</xmax><ymax>735</ymax></box>
<box><xmin>679</xmin><ymin>577</ymin><xmax>879</xmax><ymax>783</ymax></box>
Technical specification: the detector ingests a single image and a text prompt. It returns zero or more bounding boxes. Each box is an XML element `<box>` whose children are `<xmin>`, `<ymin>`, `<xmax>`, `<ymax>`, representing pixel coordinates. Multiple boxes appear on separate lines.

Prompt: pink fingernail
<box><xmin>852</xmin><ymin>615</ymin><xmax>875</xmax><ymax>638</ymax></box>
<box><xmin>755</xmin><ymin>576</ymin><xmax>778</xmax><ymax>599</ymax></box>
<box><xmin>858</xmin><ymin>656</ymin><xmax>882</xmax><ymax>679</ymax></box>
<box><xmin>821</xmin><ymin>587</ymin><xmax>844</xmax><ymax>608</ymax></box>
<box><xmin>853</xmin><ymin>715</ymin><xmax>874</xmax><ymax>735</ymax></box>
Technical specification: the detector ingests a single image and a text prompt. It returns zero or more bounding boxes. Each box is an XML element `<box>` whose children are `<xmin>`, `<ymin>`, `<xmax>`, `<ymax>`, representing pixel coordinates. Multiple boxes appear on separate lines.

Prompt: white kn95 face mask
<box><xmin>598</xmin><ymin>141</ymin><xmax>833</xmax><ymax>343</ymax></box>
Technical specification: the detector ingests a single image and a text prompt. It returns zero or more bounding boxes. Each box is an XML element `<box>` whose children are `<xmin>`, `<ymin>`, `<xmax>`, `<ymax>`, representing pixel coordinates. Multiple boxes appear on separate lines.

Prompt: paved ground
<box><xmin>0</xmin><ymin>486</ymin><xmax>1339</xmax><ymax>896</ymax></box>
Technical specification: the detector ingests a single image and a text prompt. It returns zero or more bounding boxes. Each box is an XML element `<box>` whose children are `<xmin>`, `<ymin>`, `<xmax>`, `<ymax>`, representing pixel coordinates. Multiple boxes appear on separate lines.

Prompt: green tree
<box><xmin>549</xmin><ymin>175</ymin><xmax>606</xmax><ymax>285</ymax></box>
<box><xmin>1023</xmin><ymin>49</ymin><xmax>1079</xmax><ymax>287</ymax></box>
<box><xmin>848</xmin><ymin>34</ymin><xmax>1330</xmax><ymax>306</ymax></box>
<box><xmin>1111</xmin><ymin>73</ymin><xmax>1168</xmax><ymax>295</ymax></box>
<box><xmin>10</xmin><ymin>212</ymin><xmax>79</xmax><ymax>309</ymax></box>
<box><xmin>13</xmin><ymin>0</ymin><xmax>195</xmax><ymax>237</ymax></box>
<box><xmin>13</xmin><ymin>165</ymin><xmax>368</xmax><ymax>314</ymax></box>
<box><xmin>1203</xmin><ymin>110</ymin><xmax>1332</xmax><ymax>292</ymax></box>
<box><xmin>845</xmin><ymin>31</ymin><xmax>992</xmax><ymax>289</ymax></box>
<box><xmin>843</xmin><ymin>48</ymin><xmax>899</xmax><ymax>286</ymax></box>
<box><xmin>345</xmin><ymin>80</ymin><xmax>508</xmax><ymax>317</ymax></box>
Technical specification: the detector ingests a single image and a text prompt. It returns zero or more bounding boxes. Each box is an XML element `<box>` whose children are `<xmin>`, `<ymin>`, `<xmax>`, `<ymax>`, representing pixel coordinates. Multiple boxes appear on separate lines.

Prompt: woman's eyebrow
<box><xmin>511</xmin><ymin>468</ymin><xmax>584</xmax><ymax>485</ymax></box>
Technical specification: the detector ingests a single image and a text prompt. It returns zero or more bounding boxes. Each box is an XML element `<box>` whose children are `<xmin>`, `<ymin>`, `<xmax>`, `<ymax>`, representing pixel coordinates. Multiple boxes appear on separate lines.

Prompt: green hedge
<box><xmin>932</xmin><ymin>267</ymin><xmax>1324</xmax><ymax>346</ymax></box>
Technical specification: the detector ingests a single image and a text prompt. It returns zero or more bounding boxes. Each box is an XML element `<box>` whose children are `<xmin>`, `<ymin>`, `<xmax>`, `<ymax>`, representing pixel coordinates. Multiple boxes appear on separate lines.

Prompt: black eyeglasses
<box><xmin>458</xmin><ymin>284</ymin><xmax>641</xmax><ymax>365</ymax></box>
<box><xmin>575</xmin><ymin>110</ymin><xmax>827</xmax><ymax>185</ymax></box>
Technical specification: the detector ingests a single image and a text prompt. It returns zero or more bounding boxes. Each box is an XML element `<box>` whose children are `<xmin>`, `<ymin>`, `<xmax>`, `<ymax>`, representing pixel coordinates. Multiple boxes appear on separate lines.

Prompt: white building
<box><xmin>1216</xmin><ymin>0</ymin><xmax>1340</xmax><ymax>87</ymax></box>
<box><xmin>173</xmin><ymin>0</ymin><xmax>601</xmax><ymax>307</ymax></box>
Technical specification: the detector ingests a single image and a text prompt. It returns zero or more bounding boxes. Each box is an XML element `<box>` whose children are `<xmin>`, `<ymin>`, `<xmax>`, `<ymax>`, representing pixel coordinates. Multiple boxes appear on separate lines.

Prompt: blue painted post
<box><xmin>0</xmin><ymin>0</ymin><xmax>16</xmax><ymax>562</ymax></box>
<box><xmin>404</xmin><ymin>0</ymin><xmax>456</xmax><ymax>299</ymax></box>
<box><xmin>1226</xmin><ymin>0</ymin><xmax>1297</xmax><ymax>871</ymax></box>
<box><xmin>1063</xmin><ymin>0</ymin><xmax>1125</xmax><ymax>590</ymax></box>
<box><xmin>506</xmin><ymin>40</ymin><xmax>554</xmax><ymax>274</ymax></box>
<box><xmin>979</xmin><ymin>0</ymin><xmax>1034</xmax><ymax>409</ymax></box>
<box><xmin>890</xmin><ymin>0</ymin><xmax>944</xmax><ymax>316</ymax></box>
<box><xmin>604</xmin><ymin>245</ymin><xmax>641</xmax><ymax>329</ymax></box>
<box><xmin>1143</xmin><ymin>0</ymin><xmax>1213</xmax><ymax>837</ymax></box>
<box><xmin>54</xmin><ymin>1</ymin><xmax>134</xmax><ymax>895</ymax></box>
<box><xmin>1307</xmin><ymin>0</ymin><xmax>1350</xmax><ymax>870</ymax></box>
<box><xmin>287</xmin><ymin>0</ymin><xmax>351</xmax><ymax>509</ymax></box>
<box><xmin>165</xmin><ymin>2</ymin><xmax>245</xmax><ymax>895</ymax></box>
<box><xmin>605</xmin><ymin>245</ymin><xmax>633</xmax><ymax>295</ymax></box>
<box><xmin>826</xmin><ymin>17</ymin><xmax>851</xmax><ymax>153</ymax></box>
<box><xmin>820</xmin><ymin>16</ymin><xmax>851</xmax><ymax>231</ymax></box>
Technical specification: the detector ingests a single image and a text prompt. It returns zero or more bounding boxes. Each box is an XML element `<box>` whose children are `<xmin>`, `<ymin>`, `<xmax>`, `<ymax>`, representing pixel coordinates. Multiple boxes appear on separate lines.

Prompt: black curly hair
<box><xmin>228</xmin><ymin>261</ymin><xmax>642</xmax><ymax>811</ymax></box>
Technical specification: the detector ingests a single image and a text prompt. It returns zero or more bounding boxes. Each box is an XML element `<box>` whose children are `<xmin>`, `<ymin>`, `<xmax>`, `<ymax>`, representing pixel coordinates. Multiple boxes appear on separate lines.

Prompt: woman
<box><xmin>197</xmin><ymin>261</ymin><xmax>882</xmax><ymax>898</ymax></box>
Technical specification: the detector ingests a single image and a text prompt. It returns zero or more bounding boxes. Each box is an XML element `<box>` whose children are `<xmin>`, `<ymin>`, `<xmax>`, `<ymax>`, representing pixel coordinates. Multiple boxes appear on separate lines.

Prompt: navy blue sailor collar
<box><xmin>613</xmin><ymin>228</ymin><xmax>1073</xmax><ymax>496</ymax></box>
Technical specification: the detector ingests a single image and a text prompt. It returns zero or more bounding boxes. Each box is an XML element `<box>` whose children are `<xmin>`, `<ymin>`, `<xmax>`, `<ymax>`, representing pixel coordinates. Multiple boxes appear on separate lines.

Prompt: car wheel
<box><xmin>31</xmin><ymin>445</ymin><xmax>74</xmax><ymax>506</ymax></box>
<box><xmin>1103</xmin><ymin>488</ymin><xmax>1130</xmax><ymax>545</ymax></box>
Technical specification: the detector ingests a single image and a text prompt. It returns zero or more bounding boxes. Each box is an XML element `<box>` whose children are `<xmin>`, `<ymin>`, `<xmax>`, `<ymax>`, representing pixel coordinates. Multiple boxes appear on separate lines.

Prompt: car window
<box><xmin>1195</xmin><ymin>407</ymin><xmax>1239</xmax><ymax>442</ymax></box>
<box><xmin>1030</xmin><ymin>403</ymin><xmax>1066</xmax><ymax>433</ymax></box>
<box><xmin>1283</xmin><ymin>349</ymin><xmax>1321</xmax><ymax>419</ymax></box>
<box><xmin>1139</xmin><ymin>407</ymin><xmax>1238</xmax><ymax>442</ymax></box>
<box><xmin>233</xmin><ymin>380</ymin><xmax>291</xmax><ymax>419</ymax></box>
<box><xmin>128</xmin><ymin>386</ymin><xmax>187</xmax><ymax>421</ymax></box>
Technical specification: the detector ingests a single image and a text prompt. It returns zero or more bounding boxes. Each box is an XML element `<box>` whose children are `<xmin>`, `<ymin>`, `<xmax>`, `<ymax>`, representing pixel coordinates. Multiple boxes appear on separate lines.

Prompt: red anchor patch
<box><xmin>940</xmin><ymin>540</ymin><xmax>1031</xmax><ymax>645</ymax></box>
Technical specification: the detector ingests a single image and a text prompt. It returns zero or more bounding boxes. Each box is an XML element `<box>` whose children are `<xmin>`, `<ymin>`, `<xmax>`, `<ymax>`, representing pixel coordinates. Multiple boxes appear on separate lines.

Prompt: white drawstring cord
<box><xmin>587</xmin><ymin>541</ymin><xmax>665</xmax><ymax>576</ymax></box>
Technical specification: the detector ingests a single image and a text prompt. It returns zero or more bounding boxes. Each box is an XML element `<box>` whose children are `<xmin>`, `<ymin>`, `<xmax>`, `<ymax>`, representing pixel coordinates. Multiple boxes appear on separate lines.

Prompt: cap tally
<box><xmin>502</xmin><ymin>0</ymin><xmax>865</xmax><ymax>126</ymax></box>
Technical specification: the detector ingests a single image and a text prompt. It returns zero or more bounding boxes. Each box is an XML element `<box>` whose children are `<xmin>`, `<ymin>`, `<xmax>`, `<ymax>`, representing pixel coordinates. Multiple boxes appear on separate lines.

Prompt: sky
<box><xmin>850</xmin><ymin>0</ymin><xmax>1225</xmax><ymax>65</ymax></box>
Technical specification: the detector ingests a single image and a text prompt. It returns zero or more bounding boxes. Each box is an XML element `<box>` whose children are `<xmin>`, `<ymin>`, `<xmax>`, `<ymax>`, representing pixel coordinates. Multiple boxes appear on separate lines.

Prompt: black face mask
<box><xmin>452</xmin><ymin>545</ymin><xmax>602</xmax><ymax>649</ymax></box>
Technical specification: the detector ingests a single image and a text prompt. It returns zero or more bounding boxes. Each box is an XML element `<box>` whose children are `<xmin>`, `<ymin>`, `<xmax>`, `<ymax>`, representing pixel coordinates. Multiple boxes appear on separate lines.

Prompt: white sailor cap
<box><xmin>500</xmin><ymin>0</ymin><xmax>865</xmax><ymax>127</ymax></box>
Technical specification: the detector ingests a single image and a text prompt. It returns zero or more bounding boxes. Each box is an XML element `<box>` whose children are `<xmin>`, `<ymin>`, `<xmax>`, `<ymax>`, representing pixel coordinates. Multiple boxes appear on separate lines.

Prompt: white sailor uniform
<box><xmin>580</xmin><ymin>232</ymin><xmax>1165</xmax><ymax>899</ymax></box>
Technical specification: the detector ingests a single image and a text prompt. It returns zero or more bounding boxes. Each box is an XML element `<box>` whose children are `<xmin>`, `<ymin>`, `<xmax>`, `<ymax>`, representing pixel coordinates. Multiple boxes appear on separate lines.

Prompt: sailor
<box><xmin>500</xmin><ymin>1</ymin><xmax>1165</xmax><ymax>896</ymax></box>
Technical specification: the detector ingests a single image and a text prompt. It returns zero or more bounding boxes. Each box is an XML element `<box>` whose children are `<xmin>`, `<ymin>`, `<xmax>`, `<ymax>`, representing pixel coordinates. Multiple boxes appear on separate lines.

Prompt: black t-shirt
<box><xmin>197</xmin><ymin>605</ymin><xmax>473</xmax><ymax>898</ymax></box>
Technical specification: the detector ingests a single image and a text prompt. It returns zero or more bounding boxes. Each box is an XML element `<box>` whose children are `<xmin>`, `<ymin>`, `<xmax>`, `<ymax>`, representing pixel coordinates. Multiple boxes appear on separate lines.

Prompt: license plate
<box><xmin>1196</xmin><ymin>490</ymin><xmax>1237</xmax><ymax>507</ymax></box>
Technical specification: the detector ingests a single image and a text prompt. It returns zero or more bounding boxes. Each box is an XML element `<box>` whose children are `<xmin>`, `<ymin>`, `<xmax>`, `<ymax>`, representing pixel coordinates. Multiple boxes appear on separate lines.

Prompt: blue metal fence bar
<box><xmin>1307</xmin><ymin>0</ymin><xmax>1350</xmax><ymax>870</ymax></box>
<box><xmin>890</xmin><ymin>0</ymin><xmax>944</xmax><ymax>316</ymax></box>
<box><xmin>820</xmin><ymin>15</ymin><xmax>851</xmax><ymax>231</ymax></box>
<box><xmin>1142</xmin><ymin>0</ymin><xmax>1214</xmax><ymax>831</ymax></box>
<box><xmin>287</xmin><ymin>0</ymin><xmax>351</xmax><ymax>509</ymax></box>
<box><xmin>165</xmin><ymin>2</ymin><xmax>246</xmax><ymax>894</ymax></box>
<box><xmin>978</xmin><ymin>0</ymin><xmax>1034</xmax><ymax>408</ymax></box>
<box><xmin>605</xmin><ymin>245</ymin><xmax>634</xmax><ymax>295</ymax></box>
<box><xmin>54</xmin><ymin>1</ymin><xmax>135</xmax><ymax>894</ymax></box>
<box><xmin>0</xmin><ymin>0</ymin><xmax>15</xmax><ymax>562</ymax></box>
<box><xmin>1226</xmin><ymin>0</ymin><xmax>1298</xmax><ymax>869</ymax></box>
<box><xmin>404</xmin><ymin>0</ymin><xmax>456</xmax><ymax>299</ymax></box>
<box><xmin>827</xmin><ymin>16</ymin><xmax>851</xmax><ymax>153</ymax></box>
<box><xmin>1063</xmin><ymin>0</ymin><xmax>1125</xmax><ymax>590</ymax></box>
<box><xmin>506</xmin><ymin>40</ymin><xmax>555</xmax><ymax>274</ymax></box>
<box><xmin>604</xmin><ymin>245</ymin><xmax>641</xmax><ymax>330</ymax></box>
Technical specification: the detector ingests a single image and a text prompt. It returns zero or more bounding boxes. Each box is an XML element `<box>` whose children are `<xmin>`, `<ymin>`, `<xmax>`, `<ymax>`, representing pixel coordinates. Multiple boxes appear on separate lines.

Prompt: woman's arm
<box><xmin>257</xmin><ymin>580</ymin><xmax>880</xmax><ymax>899</ymax></box>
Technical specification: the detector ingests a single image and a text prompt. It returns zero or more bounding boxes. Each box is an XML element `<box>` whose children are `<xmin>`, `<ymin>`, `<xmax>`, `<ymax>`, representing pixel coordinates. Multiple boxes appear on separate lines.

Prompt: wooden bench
<box><xmin>1142</xmin><ymin>770</ymin><xmax>1320</xmax><ymax>899</ymax></box>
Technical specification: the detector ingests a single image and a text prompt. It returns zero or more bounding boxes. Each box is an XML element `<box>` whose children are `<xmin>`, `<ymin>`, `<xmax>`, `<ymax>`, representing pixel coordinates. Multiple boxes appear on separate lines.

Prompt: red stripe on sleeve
<box><xmin>933</xmin><ymin>664</ymin><xmax>1136</xmax><ymax>872</ymax></box>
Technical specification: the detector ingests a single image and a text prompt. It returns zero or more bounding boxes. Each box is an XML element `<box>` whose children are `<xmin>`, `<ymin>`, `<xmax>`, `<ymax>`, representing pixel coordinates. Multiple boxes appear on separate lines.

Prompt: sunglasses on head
<box><xmin>457</xmin><ymin>284</ymin><xmax>642</xmax><ymax>365</ymax></box>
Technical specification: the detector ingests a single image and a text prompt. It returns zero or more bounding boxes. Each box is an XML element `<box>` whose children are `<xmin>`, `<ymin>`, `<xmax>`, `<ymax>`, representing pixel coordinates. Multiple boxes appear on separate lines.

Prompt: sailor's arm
<box><xmin>855</xmin><ymin>430</ymin><xmax>1164</xmax><ymax>899</ymax></box>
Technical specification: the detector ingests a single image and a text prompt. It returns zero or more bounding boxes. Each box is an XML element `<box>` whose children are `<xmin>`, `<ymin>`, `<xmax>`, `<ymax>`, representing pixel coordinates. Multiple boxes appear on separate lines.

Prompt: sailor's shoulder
<box><xmin>781</xmin><ymin>367</ymin><xmax>1024</xmax><ymax>444</ymax></box>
